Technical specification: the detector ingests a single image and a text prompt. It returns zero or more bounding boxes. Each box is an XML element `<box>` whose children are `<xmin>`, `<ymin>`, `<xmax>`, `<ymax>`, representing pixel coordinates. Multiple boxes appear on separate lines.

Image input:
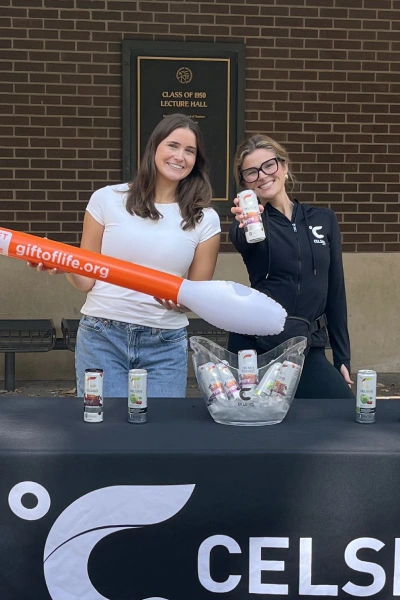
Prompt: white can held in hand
<box><xmin>237</xmin><ymin>189</ymin><xmax>266</xmax><ymax>244</ymax></box>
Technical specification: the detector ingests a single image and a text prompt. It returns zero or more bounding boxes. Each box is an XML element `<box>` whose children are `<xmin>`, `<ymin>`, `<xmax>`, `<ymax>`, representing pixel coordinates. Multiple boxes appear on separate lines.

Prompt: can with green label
<box><xmin>128</xmin><ymin>369</ymin><xmax>147</xmax><ymax>424</ymax></box>
<box><xmin>356</xmin><ymin>369</ymin><xmax>376</xmax><ymax>424</ymax></box>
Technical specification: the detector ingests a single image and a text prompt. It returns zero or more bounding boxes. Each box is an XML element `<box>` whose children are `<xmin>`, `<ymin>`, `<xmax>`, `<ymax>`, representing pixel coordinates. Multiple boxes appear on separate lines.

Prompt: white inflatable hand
<box><xmin>179</xmin><ymin>280</ymin><xmax>287</xmax><ymax>336</ymax></box>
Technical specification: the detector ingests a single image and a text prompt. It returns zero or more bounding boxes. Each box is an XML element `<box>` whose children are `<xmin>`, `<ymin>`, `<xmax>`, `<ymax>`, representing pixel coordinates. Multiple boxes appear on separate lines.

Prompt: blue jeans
<box><xmin>75</xmin><ymin>316</ymin><xmax>188</xmax><ymax>398</ymax></box>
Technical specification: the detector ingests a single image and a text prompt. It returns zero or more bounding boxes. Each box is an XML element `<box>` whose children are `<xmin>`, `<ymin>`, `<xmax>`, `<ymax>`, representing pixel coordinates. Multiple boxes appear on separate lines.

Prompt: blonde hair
<box><xmin>233</xmin><ymin>134</ymin><xmax>296</xmax><ymax>192</ymax></box>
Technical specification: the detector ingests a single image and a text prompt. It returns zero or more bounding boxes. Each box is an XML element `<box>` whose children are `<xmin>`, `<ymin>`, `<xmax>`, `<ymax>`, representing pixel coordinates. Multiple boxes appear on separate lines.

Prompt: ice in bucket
<box><xmin>190</xmin><ymin>336</ymin><xmax>307</xmax><ymax>426</ymax></box>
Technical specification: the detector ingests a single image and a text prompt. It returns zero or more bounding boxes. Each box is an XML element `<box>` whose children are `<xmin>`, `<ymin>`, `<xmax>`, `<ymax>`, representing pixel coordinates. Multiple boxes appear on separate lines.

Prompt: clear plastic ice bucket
<box><xmin>190</xmin><ymin>336</ymin><xmax>307</xmax><ymax>426</ymax></box>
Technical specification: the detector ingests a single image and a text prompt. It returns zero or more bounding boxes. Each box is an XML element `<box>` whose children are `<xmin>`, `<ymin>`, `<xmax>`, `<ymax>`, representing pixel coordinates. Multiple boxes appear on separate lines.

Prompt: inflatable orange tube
<box><xmin>0</xmin><ymin>227</ymin><xmax>182</xmax><ymax>302</ymax></box>
<box><xmin>0</xmin><ymin>226</ymin><xmax>288</xmax><ymax>336</ymax></box>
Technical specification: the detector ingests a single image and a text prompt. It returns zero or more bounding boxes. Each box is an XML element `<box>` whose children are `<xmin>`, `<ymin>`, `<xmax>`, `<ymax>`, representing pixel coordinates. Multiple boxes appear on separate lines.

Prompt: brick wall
<box><xmin>1</xmin><ymin>0</ymin><xmax>400</xmax><ymax>252</ymax></box>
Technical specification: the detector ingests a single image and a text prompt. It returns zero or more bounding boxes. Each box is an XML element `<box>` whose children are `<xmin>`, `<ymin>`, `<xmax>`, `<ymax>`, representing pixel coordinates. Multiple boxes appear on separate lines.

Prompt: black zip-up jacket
<box><xmin>230</xmin><ymin>200</ymin><xmax>351</xmax><ymax>373</ymax></box>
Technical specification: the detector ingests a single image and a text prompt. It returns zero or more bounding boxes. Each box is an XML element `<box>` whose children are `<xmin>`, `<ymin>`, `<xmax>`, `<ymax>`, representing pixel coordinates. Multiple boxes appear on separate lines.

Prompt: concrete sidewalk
<box><xmin>1</xmin><ymin>373</ymin><xmax>400</xmax><ymax>398</ymax></box>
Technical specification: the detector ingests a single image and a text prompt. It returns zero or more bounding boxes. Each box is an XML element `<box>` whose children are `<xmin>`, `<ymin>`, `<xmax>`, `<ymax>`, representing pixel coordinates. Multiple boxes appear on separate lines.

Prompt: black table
<box><xmin>1</xmin><ymin>396</ymin><xmax>400</xmax><ymax>599</ymax></box>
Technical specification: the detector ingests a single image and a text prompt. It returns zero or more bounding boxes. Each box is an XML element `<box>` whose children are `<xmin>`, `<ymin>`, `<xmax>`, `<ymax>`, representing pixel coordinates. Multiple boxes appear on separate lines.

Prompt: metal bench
<box><xmin>61</xmin><ymin>318</ymin><xmax>80</xmax><ymax>352</ymax></box>
<box><xmin>0</xmin><ymin>319</ymin><xmax>57</xmax><ymax>391</ymax></box>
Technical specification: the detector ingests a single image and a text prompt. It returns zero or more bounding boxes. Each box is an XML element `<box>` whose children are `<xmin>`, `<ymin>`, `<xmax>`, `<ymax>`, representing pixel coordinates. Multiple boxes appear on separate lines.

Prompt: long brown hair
<box><xmin>233</xmin><ymin>134</ymin><xmax>296</xmax><ymax>193</ymax></box>
<box><xmin>125</xmin><ymin>113</ymin><xmax>213</xmax><ymax>230</ymax></box>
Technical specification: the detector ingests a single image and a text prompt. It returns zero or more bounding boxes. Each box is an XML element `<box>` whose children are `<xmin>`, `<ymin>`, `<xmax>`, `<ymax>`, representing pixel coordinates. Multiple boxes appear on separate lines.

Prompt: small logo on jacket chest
<box><xmin>309</xmin><ymin>225</ymin><xmax>326</xmax><ymax>246</ymax></box>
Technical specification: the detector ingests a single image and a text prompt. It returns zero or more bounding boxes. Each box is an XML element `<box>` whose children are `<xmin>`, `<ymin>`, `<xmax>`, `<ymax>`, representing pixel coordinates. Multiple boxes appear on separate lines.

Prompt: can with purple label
<box><xmin>215</xmin><ymin>362</ymin><xmax>241</xmax><ymax>401</ymax></box>
<box><xmin>84</xmin><ymin>368</ymin><xmax>104</xmax><ymax>423</ymax></box>
<box><xmin>198</xmin><ymin>362</ymin><xmax>228</xmax><ymax>405</ymax></box>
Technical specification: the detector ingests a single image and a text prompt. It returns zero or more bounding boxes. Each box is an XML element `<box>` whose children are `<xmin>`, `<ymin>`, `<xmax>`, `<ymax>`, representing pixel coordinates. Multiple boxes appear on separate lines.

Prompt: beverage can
<box><xmin>271</xmin><ymin>361</ymin><xmax>301</xmax><ymax>400</ymax></box>
<box><xmin>238</xmin><ymin>349</ymin><xmax>258</xmax><ymax>392</ymax></box>
<box><xmin>198</xmin><ymin>362</ymin><xmax>228</xmax><ymax>405</ymax></box>
<box><xmin>237</xmin><ymin>189</ymin><xmax>266</xmax><ymax>244</ymax></box>
<box><xmin>254</xmin><ymin>362</ymin><xmax>282</xmax><ymax>398</ymax></box>
<box><xmin>356</xmin><ymin>369</ymin><xmax>376</xmax><ymax>424</ymax></box>
<box><xmin>128</xmin><ymin>369</ymin><xmax>148</xmax><ymax>423</ymax></box>
<box><xmin>215</xmin><ymin>362</ymin><xmax>241</xmax><ymax>401</ymax></box>
<box><xmin>84</xmin><ymin>368</ymin><xmax>104</xmax><ymax>423</ymax></box>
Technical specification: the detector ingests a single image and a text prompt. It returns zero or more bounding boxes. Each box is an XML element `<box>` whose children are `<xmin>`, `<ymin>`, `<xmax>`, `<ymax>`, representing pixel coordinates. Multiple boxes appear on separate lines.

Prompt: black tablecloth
<box><xmin>1</xmin><ymin>396</ymin><xmax>400</xmax><ymax>599</ymax></box>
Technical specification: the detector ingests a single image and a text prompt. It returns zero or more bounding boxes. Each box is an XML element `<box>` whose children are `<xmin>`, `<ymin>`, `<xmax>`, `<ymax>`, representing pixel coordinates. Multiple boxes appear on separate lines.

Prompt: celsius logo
<box><xmin>9</xmin><ymin>481</ymin><xmax>400</xmax><ymax>597</ymax></box>
<box><xmin>8</xmin><ymin>481</ymin><xmax>195</xmax><ymax>600</ymax></box>
<box><xmin>309</xmin><ymin>225</ymin><xmax>326</xmax><ymax>245</ymax></box>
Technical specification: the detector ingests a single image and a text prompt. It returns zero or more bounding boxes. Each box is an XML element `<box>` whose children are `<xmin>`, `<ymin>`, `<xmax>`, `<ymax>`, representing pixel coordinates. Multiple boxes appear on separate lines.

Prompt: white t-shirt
<box><xmin>80</xmin><ymin>183</ymin><xmax>221</xmax><ymax>328</ymax></box>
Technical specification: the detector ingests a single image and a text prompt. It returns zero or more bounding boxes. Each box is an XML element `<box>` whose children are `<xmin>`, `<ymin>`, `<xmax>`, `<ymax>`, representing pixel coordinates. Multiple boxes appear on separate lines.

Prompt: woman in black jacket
<box><xmin>229</xmin><ymin>134</ymin><xmax>355</xmax><ymax>400</ymax></box>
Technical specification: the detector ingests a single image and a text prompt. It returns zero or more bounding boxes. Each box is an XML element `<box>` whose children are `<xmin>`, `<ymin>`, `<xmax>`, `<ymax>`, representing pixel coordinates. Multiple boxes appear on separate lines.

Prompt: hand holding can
<box><xmin>237</xmin><ymin>190</ymin><xmax>266</xmax><ymax>244</ymax></box>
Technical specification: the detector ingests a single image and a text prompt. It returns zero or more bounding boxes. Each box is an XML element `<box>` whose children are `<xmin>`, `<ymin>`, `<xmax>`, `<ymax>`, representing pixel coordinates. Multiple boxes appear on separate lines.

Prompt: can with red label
<box><xmin>238</xmin><ymin>349</ymin><xmax>258</xmax><ymax>392</ymax></box>
<box><xmin>84</xmin><ymin>368</ymin><xmax>104</xmax><ymax>423</ymax></box>
<box><xmin>271</xmin><ymin>361</ymin><xmax>301</xmax><ymax>399</ymax></box>
<box><xmin>238</xmin><ymin>189</ymin><xmax>266</xmax><ymax>244</ymax></box>
<box><xmin>128</xmin><ymin>369</ymin><xmax>148</xmax><ymax>423</ymax></box>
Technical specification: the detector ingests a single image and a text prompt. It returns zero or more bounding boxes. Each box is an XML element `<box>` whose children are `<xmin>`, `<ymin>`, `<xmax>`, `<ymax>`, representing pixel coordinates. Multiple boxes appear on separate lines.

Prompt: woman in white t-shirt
<box><xmin>33</xmin><ymin>114</ymin><xmax>221</xmax><ymax>398</ymax></box>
